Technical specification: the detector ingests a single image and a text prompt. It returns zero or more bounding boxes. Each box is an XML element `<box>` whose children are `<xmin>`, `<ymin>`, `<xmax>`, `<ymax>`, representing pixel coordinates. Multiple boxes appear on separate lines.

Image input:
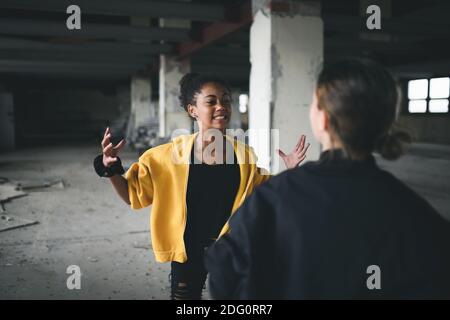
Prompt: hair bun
<box><xmin>376</xmin><ymin>128</ymin><xmax>412</xmax><ymax>160</ymax></box>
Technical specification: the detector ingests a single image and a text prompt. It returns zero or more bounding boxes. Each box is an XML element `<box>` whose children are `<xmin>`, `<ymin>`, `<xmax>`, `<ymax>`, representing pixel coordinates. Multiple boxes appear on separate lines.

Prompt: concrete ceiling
<box><xmin>0</xmin><ymin>0</ymin><xmax>449</xmax><ymax>89</ymax></box>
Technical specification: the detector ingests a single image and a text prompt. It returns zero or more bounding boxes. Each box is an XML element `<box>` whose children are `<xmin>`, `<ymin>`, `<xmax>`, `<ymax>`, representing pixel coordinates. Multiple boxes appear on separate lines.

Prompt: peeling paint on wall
<box><xmin>307</xmin><ymin>55</ymin><xmax>323</xmax><ymax>95</ymax></box>
<box><xmin>252</xmin><ymin>0</ymin><xmax>271</xmax><ymax>17</ymax></box>
<box><xmin>160</xmin><ymin>54</ymin><xmax>192</xmax><ymax>135</ymax></box>
<box><xmin>271</xmin><ymin>44</ymin><xmax>282</xmax><ymax>106</ymax></box>
<box><xmin>254</xmin><ymin>0</ymin><xmax>321</xmax><ymax>18</ymax></box>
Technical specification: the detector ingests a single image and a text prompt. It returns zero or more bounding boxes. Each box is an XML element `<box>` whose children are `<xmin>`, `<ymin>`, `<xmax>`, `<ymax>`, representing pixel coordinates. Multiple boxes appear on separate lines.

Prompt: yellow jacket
<box><xmin>125</xmin><ymin>133</ymin><xmax>271</xmax><ymax>263</ymax></box>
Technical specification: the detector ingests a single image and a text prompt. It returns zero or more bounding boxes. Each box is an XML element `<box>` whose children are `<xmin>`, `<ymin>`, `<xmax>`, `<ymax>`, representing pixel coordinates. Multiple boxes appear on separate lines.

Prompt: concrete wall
<box><xmin>398</xmin><ymin>115</ymin><xmax>450</xmax><ymax>145</ymax></box>
<box><xmin>13</xmin><ymin>89</ymin><xmax>124</xmax><ymax>145</ymax></box>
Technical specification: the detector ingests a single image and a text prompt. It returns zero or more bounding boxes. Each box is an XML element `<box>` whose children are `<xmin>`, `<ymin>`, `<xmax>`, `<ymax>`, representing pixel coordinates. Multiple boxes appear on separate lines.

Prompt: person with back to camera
<box><xmin>93</xmin><ymin>73</ymin><xmax>310</xmax><ymax>299</ymax></box>
<box><xmin>204</xmin><ymin>59</ymin><xmax>450</xmax><ymax>299</ymax></box>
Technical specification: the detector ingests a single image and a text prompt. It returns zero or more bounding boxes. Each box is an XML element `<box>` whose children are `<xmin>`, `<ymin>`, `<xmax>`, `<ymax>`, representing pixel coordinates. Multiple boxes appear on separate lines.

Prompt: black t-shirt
<box><xmin>184</xmin><ymin>142</ymin><xmax>240</xmax><ymax>260</ymax></box>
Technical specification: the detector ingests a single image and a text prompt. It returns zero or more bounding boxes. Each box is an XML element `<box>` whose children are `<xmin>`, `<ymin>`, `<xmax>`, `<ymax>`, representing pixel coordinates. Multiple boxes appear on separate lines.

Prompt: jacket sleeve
<box><xmin>125</xmin><ymin>157</ymin><xmax>154</xmax><ymax>210</ymax></box>
<box><xmin>253</xmin><ymin>166</ymin><xmax>272</xmax><ymax>186</ymax></box>
<box><xmin>204</xmin><ymin>186</ymin><xmax>274</xmax><ymax>299</ymax></box>
<box><xmin>247</xmin><ymin>146</ymin><xmax>272</xmax><ymax>187</ymax></box>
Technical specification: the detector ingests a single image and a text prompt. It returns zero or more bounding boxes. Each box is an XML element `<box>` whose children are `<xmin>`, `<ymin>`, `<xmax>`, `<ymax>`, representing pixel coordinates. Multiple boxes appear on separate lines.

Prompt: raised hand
<box><xmin>277</xmin><ymin>134</ymin><xmax>310</xmax><ymax>169</ymax></box>
<box><xmin>101</xmin><ymin>127</ymin><xmax>126</xmax><ymax>168</ymax></box>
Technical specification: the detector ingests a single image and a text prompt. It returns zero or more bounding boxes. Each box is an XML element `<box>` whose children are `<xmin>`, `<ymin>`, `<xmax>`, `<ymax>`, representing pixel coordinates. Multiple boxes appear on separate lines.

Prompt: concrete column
<box><xmin>249</xmin><ymin>0</ymin><xmax>323</xmax><ymax>173</ymax></box>
<box><xmin>159</xmin><ymin>19</ymin><xmax>192</xmax><ymax>137</ymax></box>
<box><xmin>127</xmin><ymin>17</ymin><xmax>156</xmax><ymax>140</ymax></box>
<box><xmin>131</xmin><ymin>75</ymin><xmax>153</xmax><ymax>127</ymax></box>
<box><xmin>229</xmin><ymin>90</ymin><xmax>243</xmax><ymax>130</ymax></box>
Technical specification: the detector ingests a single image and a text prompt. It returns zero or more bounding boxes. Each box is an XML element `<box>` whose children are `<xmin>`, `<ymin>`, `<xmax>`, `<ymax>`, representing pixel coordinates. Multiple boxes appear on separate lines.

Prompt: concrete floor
<box><xmin>0</xmin><ymin>142</ymin><xmax>449</xmax><ymax>299</ymax></box>
<box><xmin>0</xmin><ymin>144</ymin><xmax>171</xmax><ymax>299</ymax></box>
<box><xmin>376</xmin><ymin>143</ymin><xmax>450</xmax><ymax>221</ymax></box>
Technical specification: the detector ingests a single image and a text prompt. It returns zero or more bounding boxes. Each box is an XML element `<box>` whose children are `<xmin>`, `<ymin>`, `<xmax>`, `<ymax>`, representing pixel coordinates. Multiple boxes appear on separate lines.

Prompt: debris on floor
<box><xmin>14</xmin><ymin>178</ymin><xmax>65</xmax><ymax>192</ymax></box>
<box><xmin>132</xmin><ymin>241</ymin><xmax>152</xmax><ymax>250</ymax></box>
<box><xmin>0</xmin><ymin>181</ymin><xmax>28</xmax><ymax>202</ymax></box>
<box><xmin>0</xmin><ymin>214</ymin><xmax>39</xmax><ymax>232</ymax></box>
<box><xmin>0</xmin><ymin>177</ymin><xmax>64</xmax><ymax>232</ymax></box>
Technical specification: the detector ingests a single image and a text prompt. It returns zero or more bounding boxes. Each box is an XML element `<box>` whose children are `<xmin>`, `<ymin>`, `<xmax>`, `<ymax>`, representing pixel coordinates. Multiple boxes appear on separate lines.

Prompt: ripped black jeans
<box><xmin>170</xmin><ymin>254</ymin><xmax>208</xmax><ymax>300</ymax></box>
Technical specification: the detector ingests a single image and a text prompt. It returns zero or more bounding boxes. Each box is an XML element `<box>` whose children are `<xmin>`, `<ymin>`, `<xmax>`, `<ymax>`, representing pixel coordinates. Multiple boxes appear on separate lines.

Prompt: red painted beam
<box><xmin>177</xmin><ymin>0</ymin><xmax>252</xmax><ymax>59</ymax></box>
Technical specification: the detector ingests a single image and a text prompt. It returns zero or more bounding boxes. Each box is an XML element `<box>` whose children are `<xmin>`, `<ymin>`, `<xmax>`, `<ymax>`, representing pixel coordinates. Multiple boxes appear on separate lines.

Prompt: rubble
<box><xmin>0</xmin><ymin>176</ymin><xmax>64</xmax><ymax>232</ymax></box>
<box><xmin>15</xmin><ymin>178</ymin><xmax>65</xmax><ymax>192</ymax></box>
<box><xmin>0</xmin><ymin>181</ymin><xmax>27</xmax><ymax>202</ymax></box>
<box><xmin>0</xmin><ymin>214</ymin><xmax>39</xmax><ymax>232</ymax></box>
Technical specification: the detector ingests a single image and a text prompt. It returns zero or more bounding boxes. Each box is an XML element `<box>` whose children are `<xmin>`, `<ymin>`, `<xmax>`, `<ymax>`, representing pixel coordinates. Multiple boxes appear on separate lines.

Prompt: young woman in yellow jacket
<box><xmin>94</xmin><ymin>73</ymin><xmax>309</xmax><ymax>299</ymax></box>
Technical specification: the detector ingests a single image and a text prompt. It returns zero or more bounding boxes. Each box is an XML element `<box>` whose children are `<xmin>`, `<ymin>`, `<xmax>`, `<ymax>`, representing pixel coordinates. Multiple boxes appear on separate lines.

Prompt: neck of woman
<box><xmin>194</xmin><ymin>127</ymin><xmax>227</xmax><ymax>164</ymax></box>
<box><xmin>196</xmin><ymin>126</ymin><xmax>226</xmax><ymax>151</ymax></box>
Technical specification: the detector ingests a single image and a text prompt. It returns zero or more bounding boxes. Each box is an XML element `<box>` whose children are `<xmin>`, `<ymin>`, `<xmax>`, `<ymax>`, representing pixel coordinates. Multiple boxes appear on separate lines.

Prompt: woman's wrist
<box><xmin>93</xmin><ymin>154</ymin><xmax>125</xmax><ymax>177</ymax></box>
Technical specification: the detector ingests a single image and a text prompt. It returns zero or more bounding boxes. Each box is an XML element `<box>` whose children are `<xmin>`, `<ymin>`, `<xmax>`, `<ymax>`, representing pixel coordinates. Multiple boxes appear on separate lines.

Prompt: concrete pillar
<box><xmin>249</xmin><ymin>0</ymin><xmax>323</xmax><ymax>173</ymax></box>
<box><xmin>131</xmin><ymin>75</ymin><xmax>153</xmax><ymax>127</ymax></box>
<box><xmin>229</xmin><ymin>90</ymin><xmax>243</xmax><ymax>130</ymax></box>
<box><xmin>159</xmin><ymin>19</ymin><xmax>192</xmax><ymax>137</ymax></box>
<box><xmin>127</xmin><ymin>17</ymin><xmax>157</xmax><ymax>140</ymax></box>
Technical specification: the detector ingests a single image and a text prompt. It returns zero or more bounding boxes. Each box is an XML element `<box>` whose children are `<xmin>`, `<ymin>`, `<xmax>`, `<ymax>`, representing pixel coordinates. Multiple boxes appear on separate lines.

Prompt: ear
<box><xmin>318</xmin><ymin>108</ymin><xmax>329</xmax><ymax>132</ymax></box>
<box><xmin>187</xmin><ymin>104</ymin><xmax>197</xmax><ymax>119</ymax></box>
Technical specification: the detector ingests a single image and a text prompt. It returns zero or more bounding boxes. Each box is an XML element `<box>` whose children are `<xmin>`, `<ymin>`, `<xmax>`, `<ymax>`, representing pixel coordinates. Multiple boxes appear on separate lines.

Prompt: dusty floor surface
<box><xmin>0</xmin><ymin>144</ymin><xmax>173</xmax><ymax>299</ymax></box>
<box><xmin>0</xmin><ymin>142</ymin><xmax>449</xmax><ymax>299</ymax></box>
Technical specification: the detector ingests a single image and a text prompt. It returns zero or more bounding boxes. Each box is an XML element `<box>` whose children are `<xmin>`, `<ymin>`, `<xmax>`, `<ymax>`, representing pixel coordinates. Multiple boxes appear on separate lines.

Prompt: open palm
<box><xmin>277</xmin><ymin>134</ymin><xmax>310</xmax><ymax>169</ymax></box>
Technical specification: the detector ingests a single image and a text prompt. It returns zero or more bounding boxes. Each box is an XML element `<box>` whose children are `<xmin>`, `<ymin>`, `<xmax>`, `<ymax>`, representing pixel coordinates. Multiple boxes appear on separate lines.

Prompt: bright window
<box><xmin>239</xmin><ymin>94</ymin><xmax>248</xmax><ymax>113</ymax></box>
<box><xmin>408</xmin><ymin>79</ymin><xmax>428</xmax><ymax>100</ymax></box>
<box><xmin>407</xmin><ymin>77</ymin><xmax>449</xmax><ymax>114</ymax></box>
<box><xmin>429</xmin><ymin>77</ymin><xmax>449</xmax><ymax>99</ymax></box>
<box><xmin>408</xmin><ymin>100</ymin><xmax>427</xmax><ymax>113</ymax></box>
<box><xmin>429</xmin><ymin>99</ymin><xmax>449</xmax><ymax>113</ymax></box>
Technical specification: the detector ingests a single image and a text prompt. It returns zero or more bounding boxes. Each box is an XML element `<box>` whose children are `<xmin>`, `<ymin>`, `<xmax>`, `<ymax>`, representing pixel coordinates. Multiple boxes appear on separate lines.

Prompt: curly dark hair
<box><xmin>178</xmin><ymin>73</ymin><xmax>231</xmax><ymax>119</ymax></box>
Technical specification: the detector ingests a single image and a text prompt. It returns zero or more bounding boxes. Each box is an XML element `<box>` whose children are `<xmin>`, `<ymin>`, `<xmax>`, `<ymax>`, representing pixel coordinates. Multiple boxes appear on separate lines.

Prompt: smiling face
<box><xmin>187</xmin><ymin>82</ymin><xmax>232</xmax><ymax>132</ymax></box>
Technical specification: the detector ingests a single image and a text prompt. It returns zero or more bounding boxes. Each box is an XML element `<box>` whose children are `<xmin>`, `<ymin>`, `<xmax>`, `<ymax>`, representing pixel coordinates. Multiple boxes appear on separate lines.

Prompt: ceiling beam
<box><xmin>193</xmin><ymin>65</ymin><xmax>250</xmax><ymax>79</ymax></box>
<box><xmin>323</xmin><ymin>14</ymin><xmax>450</xmax><ymax>37</ymax></box>
<box><xmin>325</xmin><ymin>38</ymin><xmax>428</xmax><ymax>55</ymax></box>
<box><xmin>0</xmin><ymin>36</ymin><xmax>174</xmax><ymax>55</ymax></box>
<box><xmin>191</xmin><ymin>55</ymin><xmax>249</xmax><ymax>66</ymax></box>
<box><xmin>396</xmin><ymin>1</ymin><xmax>450</xmax><ymax>19</ymax></box>
<box><xmin>0</xmin><ymin>49</ymin><xmax>153</xmax><ymax>64</ymax></box>
<box><xmin>0</xmin><ymin>66</ymin><xmax>135</xmax><ymax>78</ymax></box>
<box><xmin>177</xmin><ymin>0</ymin><xmax>252</xmax><ymax>58</ymax></box>
<box><xmin>1</xmin><ymin>76</ymin><xmax>126</xmax><ymax>89</ymax></box>
<box><xmin>0</xmin><ymin>59</ymin><xmax>145</xmax><ymax>75</ymax></box>
<box><xmin>0</xmin><ymin>18</ymin><xmax>191</xmax><ymax>42</ymax></box>
<box><xmin>0</xmin><ymin>0</ymin><xmax>225</xmax><ymax>21</ymax></box>
<box><xmin>196</xmin><ymin>46</ymin><xmax>249</xmax><ymax>58</ymax></box>
<box><xmin>390</xmin><ymin>60</ymin><xmax>450</xmax><ymax>76</ymax></box>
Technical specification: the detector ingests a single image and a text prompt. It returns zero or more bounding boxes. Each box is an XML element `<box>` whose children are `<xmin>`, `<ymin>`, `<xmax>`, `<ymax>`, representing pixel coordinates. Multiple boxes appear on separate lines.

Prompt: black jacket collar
<box><xmin>304</xmin><ymin>149</ymin><xmax>378</xmax><ymax>176</ymax></box>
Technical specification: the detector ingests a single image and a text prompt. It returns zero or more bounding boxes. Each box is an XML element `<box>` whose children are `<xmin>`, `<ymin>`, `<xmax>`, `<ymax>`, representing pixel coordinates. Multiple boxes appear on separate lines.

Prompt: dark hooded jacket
<box><xmin>205</xmin><ymin>150</ymin><xmax>450</xmax><ymax>299</ymax></box>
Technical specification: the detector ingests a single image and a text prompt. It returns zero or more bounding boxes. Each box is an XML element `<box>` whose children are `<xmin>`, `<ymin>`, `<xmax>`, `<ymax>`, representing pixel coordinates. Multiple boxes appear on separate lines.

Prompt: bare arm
<box><xmin>108</xmin><ymin>175</ymin><xmax>130</xmax><ymax>205</ymax></box>
<box><xmin>101</xmin><ymin>127</ymin><xmax>130</xmax><ymax>205</ymax></box>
